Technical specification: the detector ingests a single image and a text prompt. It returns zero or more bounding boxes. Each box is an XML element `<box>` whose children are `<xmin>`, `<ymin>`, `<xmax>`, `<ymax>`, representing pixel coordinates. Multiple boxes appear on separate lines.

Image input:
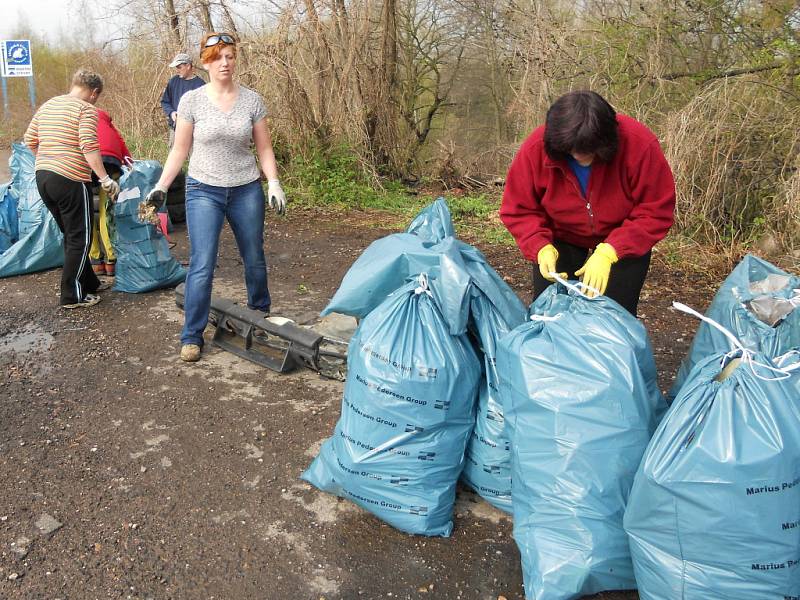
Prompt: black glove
<box><xmin>144</xmin><ymin>186</ymin><xmax>167</xmax><ymax>209</ymax></box>
<box><xmin>139</xmin><ymin>186</ymin><xmax>167</xmax><ymax>225</ymax></box>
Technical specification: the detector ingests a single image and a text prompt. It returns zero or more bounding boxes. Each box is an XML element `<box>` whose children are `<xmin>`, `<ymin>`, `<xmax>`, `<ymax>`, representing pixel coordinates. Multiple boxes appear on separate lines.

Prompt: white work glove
<box><xmin>267</xmin><ymin>179</ymin><xmax>286</xmax><ymax>216</ymax></box>
<box><xmin>99</xmin><ymin>175</ymin><xmax>120</xmax><ymax>201</ymax></box>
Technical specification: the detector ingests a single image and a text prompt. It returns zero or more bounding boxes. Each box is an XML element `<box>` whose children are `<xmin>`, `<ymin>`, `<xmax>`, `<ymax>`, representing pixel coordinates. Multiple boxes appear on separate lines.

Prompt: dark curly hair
<box><xmin>543</xmin><ymin>91</ymin><xmax>618</xmax><ymax>163</ymax></box>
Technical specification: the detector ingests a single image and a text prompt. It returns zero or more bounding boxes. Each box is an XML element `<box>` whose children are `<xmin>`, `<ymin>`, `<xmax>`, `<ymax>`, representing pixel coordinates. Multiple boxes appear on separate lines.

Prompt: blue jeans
<box><xmin>182</xmin><ymin>177</ymin><xmax>270</xmax><ymax>346</ymax></box>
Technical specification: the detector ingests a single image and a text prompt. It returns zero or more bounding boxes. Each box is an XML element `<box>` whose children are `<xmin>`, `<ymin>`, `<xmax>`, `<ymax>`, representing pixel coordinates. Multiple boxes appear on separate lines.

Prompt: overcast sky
<box><xmin>1</xmin><ymin>0</ymin><xmax>271</xmax><ymax>48</ymax></box>
<box><xmin>1</xmin><ymin>1</ymin><xmax>104</xmax><ymax>45</ymax></box>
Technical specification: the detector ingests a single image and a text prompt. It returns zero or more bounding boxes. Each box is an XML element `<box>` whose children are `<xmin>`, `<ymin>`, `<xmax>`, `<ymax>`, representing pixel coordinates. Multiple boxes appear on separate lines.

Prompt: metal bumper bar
<box><xmin>175</xmin><ymin>284</ymin><xmax>346</xmax><ymax>377</ymax></box>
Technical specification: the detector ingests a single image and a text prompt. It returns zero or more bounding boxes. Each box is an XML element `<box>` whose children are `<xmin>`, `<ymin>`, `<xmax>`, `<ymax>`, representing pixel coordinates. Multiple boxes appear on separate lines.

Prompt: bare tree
<box><xmin>195</xmin><ymin>0</ymin><xmax>215</xmax><ymax>31</ymax></box>
<box><xmin>164</xmin><ymin>0</ymin><xmax>182</xmax><ymax>46</ymax></box>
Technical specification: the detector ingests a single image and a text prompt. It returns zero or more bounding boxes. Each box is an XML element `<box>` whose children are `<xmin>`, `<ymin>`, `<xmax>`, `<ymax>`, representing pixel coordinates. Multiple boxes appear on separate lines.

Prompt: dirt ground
<box><xmin>0</xmin><ymin>151</ymin><xmax>720</xmax><ymax>599</ymax></box>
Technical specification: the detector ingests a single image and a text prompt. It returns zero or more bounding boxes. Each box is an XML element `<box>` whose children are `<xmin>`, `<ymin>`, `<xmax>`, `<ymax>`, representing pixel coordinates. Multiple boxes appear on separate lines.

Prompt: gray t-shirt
<box><xmin>177</xmin><ymin>85</ymin><xmax>267</xmax><ymax>187</ymax></box>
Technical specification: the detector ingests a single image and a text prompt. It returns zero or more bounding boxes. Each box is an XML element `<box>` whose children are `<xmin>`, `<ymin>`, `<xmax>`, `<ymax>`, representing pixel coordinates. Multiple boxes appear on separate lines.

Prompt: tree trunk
<box><xmin>380</xmin><ymin>0</ymin><xmax>398</xmax><ymax>90</ymax></box>
<box><xmin>302</xmin><ymin>0</ymin><xmax>332</xmax><ymax>144</ymax></box>
<box><xmin>196</xmin><ymin>0</ymin><xmax>214</xmax><ymax>32</ymax></box>
<box><xmin>164</xmin><ymin>0</ymin><xmax>181</xmax><ymax>48</ymax></box>
<box><xmin>219</xmin><ymin>0</ymin><xmax>239</xmax><ymax>37</ymax></box>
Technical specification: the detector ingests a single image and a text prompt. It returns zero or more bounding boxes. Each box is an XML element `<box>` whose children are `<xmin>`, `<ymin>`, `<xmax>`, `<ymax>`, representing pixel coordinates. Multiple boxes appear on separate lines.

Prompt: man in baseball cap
<box><xmin>160</xmin><ymin>52</ymin><xmax>205</xmax><ymax>142</ymax></box>
<box><xmin>168</xmin><ymin>52</ymin><xmax>191</xmax><ymax>68</ymax></box>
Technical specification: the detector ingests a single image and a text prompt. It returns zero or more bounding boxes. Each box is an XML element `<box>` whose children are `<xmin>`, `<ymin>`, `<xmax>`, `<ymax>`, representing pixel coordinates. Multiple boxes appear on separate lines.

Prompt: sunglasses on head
<box><xmin>204</xmin><ymin>33</ymin><xmax>236</xmax><ymax>47</ymax></box>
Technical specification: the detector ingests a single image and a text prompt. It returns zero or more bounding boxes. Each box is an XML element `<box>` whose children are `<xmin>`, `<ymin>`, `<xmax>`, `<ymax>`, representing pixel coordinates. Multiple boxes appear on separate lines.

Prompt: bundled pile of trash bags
<box><xmin>304</xmin><ymin>199</ymin><xmax>800</xmax><ymax>600</ymax></box>
<box><xmin>0</xmin><ymin>143</ymin><xmax>64</xmax><ymax>277</ymax></box>
<box><xmin>0</xmin><ymin>143</ymin><xmax>184</xmax><ymax>292</ymax></box>
<box><xmin>303</xmin><ymin>199</ymin><xmax>526</xmax><ymax>534</ymax></box>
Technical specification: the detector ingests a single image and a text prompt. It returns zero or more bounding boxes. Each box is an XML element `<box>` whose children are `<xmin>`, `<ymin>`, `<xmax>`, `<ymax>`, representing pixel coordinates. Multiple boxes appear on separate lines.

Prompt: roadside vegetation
<box><xmin>1</xmin><ymin>0</ymin><xmax>798</xmax><ymax>270</ymax></box>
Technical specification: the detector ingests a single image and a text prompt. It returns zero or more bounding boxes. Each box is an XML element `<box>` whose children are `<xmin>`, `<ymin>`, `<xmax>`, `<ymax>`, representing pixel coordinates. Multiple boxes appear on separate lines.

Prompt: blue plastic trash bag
<box><xmin>0</xmin><ymin>143</ymin><xmax>64</xmax><ymax>277</ymax></box>
<box><xmin>405</xmin><ymin>197</ymin><xmax>455</xmax><ymax>242</ymax></box>
<box><xmin>533</xmin><ymin>282</ymin><xmax>666</xmax><ymax>415</ymax></box>
<box><xmin>321</xmin><ymin>196</ymin><xmax>456</xmax><ymax>320</ymax></box>
<box><xmin>624</xmin><ymin>339</ymin><xmax>800</xmax><ymax>599</ymax></box>
<box><xmin>320</xmin><ymin>197</ymin><xmax>526</xmax><ymax>512</ymax></box>
<box><xmin>671</xmin><ymin>254</ymin><xmax>800</xmax><ymax>398</ymax></box>
<box><xmin>0</xmin><ymin>181</ymin><xmax>18</xmax><ymax>252</ymax></box>
<box><xmin>460</xmin><ymin>285</ymin><xmax>526</xmax><ymax>513</ymax></box>
<box><xmin>498</xmin><ymin>283</ymin><xmax>665</xmax><ymax>600</ymax></box>
<box><xmin>302</xmin><ymin>274</ymin><xmax>481</xmax><ymax>536</ymax></box>
<box><xmin>322</xmin><ymin>200</ymin><xmax>520</xmax><ymax>331</ymax></box>
<box><xmin>113</xmin><ymin>160</ymin><xmax>186</xmax><ymax>293</ymax></box>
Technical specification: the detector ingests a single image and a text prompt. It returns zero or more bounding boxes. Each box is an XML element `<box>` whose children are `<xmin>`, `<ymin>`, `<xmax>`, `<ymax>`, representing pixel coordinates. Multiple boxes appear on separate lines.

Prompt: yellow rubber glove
<box><xmin>537</xmin><ymin>244</ymin><xmax>567</xmax><ymax>282</ymax></box>
<box><xmin>575</xmin><ymin>242</ymin><xmax>618</xmax><ymax>297</ymax></box>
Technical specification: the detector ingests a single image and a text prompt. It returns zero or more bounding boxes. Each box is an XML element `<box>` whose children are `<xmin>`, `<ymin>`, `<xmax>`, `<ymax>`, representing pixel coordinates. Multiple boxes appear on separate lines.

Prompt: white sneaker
<box><xmin>62</xmin><ymin>294</ymin><xmax>101</xmax><ymax>309</ymax></box>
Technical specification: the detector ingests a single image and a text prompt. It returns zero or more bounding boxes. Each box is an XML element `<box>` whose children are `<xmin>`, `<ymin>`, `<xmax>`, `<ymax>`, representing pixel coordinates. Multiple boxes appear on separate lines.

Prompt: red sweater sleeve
<box><xmin>499</xmin><ymin>139</ymin><xmax>553</xmax><ymax>262</ymax></box>
<box><xmin>116</xmin><ymin>124</ymin><xmax>132</xmax><ymax>162</ymax></box>
<box><xmin>604</xmin><ymin>139</ymin><xmax>676</xmax><ymax>258</ymax></box>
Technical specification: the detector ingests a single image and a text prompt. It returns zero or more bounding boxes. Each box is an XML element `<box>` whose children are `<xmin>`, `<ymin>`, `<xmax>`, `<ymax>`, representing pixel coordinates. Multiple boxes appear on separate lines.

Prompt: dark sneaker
<box><xmin>94</xmin><ymin>281</ymin><xmax>112</xmax><ymax>292</ymax></box>
<box><xmin>62</xmin><ymin>294</ymin><xmax>101</xmax><ymax>309</ymax></box>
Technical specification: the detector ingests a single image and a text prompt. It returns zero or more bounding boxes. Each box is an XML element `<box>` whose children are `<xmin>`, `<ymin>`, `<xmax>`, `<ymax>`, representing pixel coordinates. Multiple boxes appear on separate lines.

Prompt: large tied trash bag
<box><xmin>624</xmin><ymin>344</ymin><xmax>800</xmax><ymax>600</ymax></box>
<box><xmin>498</xmin><ymin>283</ymin><xmax>665</xmax><ymax>600</ymax></box>
<box><xmin>670</xmin><ymin>254</ymin><xmax>800</xmax><ymax>398</ymax></box>
<box><xmin>460</xmin><ymin>287</ymin><xmax>526</xmax><ymax>513</ymax></box>
<box><xmin>113</xmin><ymin>160</ymin><xmax>186</xmax><ymax>293</ymax></box>
<box><xmin>302</xmin><ymin>274</ymin><xmax>481</xmax><ymax>536</ymax></box>
<box><xmin>0</xmin><ymin>143</ymin><xmax>64</xmax><ymax>277</ymax></box>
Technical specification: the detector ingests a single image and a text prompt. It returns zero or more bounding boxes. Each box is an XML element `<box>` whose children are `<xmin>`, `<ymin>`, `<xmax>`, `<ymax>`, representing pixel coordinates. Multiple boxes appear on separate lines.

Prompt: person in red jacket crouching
<box><xmin>500</xmin><ymin>91</ymin><xmax>675</xmax><ymax>316</ymax></box>
<box><xmin>90</xmin><ymin>108</ymin><xmax>132</xmax><ymax>277</ymax></box>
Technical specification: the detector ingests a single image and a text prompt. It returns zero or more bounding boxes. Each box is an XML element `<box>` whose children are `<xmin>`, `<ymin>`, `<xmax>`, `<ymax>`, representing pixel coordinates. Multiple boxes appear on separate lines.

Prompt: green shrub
<box><xmin>286</xmin><ymin>148</ymin><xmax>382</xmax><ymax>208</ymax></box>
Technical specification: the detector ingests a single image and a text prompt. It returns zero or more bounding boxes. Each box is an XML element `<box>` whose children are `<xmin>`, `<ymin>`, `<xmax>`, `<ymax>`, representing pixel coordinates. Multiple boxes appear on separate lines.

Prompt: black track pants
<box><xmin>532</xmin><ymin>239</ymin><xmax>651</xmax><ymax>316</ymax></box>
<box><xmin>35</xmin><ymin>170</ymin><xmax>101</xmax><ymax>305</ymax></box>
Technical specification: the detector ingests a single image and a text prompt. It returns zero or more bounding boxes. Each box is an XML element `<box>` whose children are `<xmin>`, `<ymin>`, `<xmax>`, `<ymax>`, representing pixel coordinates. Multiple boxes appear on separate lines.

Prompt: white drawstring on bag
<box><xmin>529</xmin><ymin>275</ymin><xmax>601</xmax><ymax>321</ymax></box>
<box><xmin>414</xmin><ymin>273</ymin><xmax>433</xmax><ymax>297</ymax></box>
<box><xmin>672</xmin><ymin>301</ymin><xmax>800</xmax><ymax>381</ymax></box>
<box><xmin>550</xmin><ymin>273</ymin><xmax>601</xmax><ymax>299</ymax></box>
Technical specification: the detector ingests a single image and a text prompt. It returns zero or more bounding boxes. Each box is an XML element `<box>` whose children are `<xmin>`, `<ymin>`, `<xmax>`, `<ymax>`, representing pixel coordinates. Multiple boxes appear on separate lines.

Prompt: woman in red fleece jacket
<box><xmin>90</xmin><ymin>108</ymin><xmax>132</xmax><ymax>276</ymax></box>
<box><xmin>500</xmin><ymin>90</ymin><xmax>675</xmax><ymax>316</ymax></box>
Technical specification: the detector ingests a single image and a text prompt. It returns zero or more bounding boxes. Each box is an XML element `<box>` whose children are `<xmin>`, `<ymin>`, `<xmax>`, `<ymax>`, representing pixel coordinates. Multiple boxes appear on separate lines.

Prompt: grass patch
<box><xmin>284</xmin><ymin>147</ymin><xmax>513</xmax><ymax>247</ymax></box>
<box><xmin>128</xmin><ymin>135</ymin><xmax>169</xmax><ymax>165</ymax></box>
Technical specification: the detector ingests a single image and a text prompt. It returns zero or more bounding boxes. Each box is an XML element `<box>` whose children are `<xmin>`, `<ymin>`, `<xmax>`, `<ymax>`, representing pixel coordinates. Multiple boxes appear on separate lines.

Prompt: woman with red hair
<box><xmin>145</xmin><ymin>33</ymin><xmax>285</xmax><ymax>362</ymax></box>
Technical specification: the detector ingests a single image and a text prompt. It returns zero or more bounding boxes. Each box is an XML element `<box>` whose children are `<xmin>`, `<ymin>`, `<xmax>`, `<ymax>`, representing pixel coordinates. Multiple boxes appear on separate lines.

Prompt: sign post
<box><xmin>1</xmin><ymin>76</ymin><xmax>7</xmax><ymax>121</ymax></box>
<box><xmin>1</xmin><ymin>39</ymin><xmax>36</xmax><ymax>118</ymax></box>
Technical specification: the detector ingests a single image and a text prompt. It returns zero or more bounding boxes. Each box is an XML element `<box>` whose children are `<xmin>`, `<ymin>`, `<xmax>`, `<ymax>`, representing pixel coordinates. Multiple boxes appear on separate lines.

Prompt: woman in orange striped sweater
<box><xmin>24</xmin><ymin>69</ymin><xmax>120</xmax><ymax>309</ymax></box>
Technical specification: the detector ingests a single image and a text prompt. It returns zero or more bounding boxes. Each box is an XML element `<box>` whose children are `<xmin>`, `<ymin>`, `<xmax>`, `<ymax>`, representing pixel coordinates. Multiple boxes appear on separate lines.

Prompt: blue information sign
<box><xmin>2</xmin><ymin>40</ymin><xmax>33</xmax><ymax>77</ymax></box>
